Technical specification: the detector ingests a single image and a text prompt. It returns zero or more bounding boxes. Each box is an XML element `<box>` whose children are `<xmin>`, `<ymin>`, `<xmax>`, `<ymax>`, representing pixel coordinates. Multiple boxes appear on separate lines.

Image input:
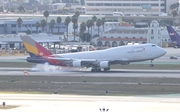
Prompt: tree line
<box><xmin>16</xmin><ymin>10</ymin><xmax>106</xmax><ymax>42</ymax></box>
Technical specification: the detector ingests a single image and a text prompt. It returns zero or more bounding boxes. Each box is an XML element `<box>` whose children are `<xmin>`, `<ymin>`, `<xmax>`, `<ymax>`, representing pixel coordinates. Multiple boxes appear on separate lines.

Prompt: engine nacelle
<box><xmin>171</xmin><ymin>41</ymin><xmax>177</xmax><ymax>45</ymax></box>
<box><xmin>72</xmin><ymin>60</ymin><xmax>82</xmax><ymax>67</ymax></box>
<box><xmin>99</xmin><ymin>61</ymin><xmax>109</xmax><ymax>68</ymax></box>
<box><xmin>26</xmin><ymin>57</ymin><xmax>47</xmax><ymax>63</ymax></box>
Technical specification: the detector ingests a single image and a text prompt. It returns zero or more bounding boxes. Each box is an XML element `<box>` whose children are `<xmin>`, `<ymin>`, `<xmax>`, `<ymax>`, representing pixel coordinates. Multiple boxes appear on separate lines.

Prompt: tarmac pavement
<box><xmin>1</xmin><ymin>94</ymin><xmax>180</xmax><ymax>112</ymax></box>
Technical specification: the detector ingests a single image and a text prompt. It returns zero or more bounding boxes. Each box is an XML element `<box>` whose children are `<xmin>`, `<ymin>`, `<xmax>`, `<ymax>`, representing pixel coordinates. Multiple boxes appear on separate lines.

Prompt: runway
<box><xmin>0</xmin><ymin>68</ymin><xmax>180</xmax><ymax>78</ymax></box>
<box><xmin>0</xmin><ymin>70</ymin><xmax>179</xmax><ymax>112</ymax></box>
<box><xmin>0</xmin><ymin>48</ymin><xmax>180</xmax><ymax>112</ymax></box>
<box><xmin>1</xmin><ymin>94</ymin><xmax>180</xmax><ymax>112</ymax></box>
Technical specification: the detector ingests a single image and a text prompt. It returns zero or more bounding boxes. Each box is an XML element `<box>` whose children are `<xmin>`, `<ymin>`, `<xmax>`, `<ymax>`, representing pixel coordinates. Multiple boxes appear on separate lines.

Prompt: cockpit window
<box><xmin>152</xmin><ymin>45</ymin><xmax>156</xmax><ymax>47</ymax></box>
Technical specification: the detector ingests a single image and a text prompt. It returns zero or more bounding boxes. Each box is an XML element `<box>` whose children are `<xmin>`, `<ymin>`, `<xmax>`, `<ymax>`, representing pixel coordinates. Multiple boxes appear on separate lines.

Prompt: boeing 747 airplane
<box><xmin>166</xmin><ymin>26</ymin><xmax>180</xmax><ymax>48</ymax></box>
<box><xmin>21</xmin><ymin>36</ymin><xmax>166</xmax><ymax>72</ymax></box>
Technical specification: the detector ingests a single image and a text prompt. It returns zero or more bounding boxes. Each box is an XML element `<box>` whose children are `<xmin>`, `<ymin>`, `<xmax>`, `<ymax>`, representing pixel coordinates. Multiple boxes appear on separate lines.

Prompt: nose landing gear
<box><xmin>150</xmin><ymin>60</ymin><xmax>154</xmax><ymax>67</ymax></box>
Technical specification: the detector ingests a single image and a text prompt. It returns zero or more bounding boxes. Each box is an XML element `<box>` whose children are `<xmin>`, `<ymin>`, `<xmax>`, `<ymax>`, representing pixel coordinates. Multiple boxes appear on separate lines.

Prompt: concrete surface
<box><xmin>1</xmin><ymin>94</ymin><xmax>180</xmax><ymax>112</ymax></box>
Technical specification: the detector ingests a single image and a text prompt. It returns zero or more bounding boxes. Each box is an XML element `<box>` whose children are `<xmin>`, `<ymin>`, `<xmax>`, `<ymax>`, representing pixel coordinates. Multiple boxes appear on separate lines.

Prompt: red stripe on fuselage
<box><xmin>45</xmin><ymin>55</ymin><xmax>67</xmax><ymax>66</ymax></box>
<box><xmin>36</xmin><ymin>42</ymin><xmax>67</xmax><ymax>66</ymax></box>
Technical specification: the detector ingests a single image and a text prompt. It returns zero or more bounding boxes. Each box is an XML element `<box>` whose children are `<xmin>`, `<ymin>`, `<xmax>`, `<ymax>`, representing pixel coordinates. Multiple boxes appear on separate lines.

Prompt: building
<box><xmin>0</xmin><ymin>14</ymin><xmax>104</xmax><ymax>23</ymax></box>
<box><xmin>93</xmin><ymin>23</ymin><xmax>148</xmax><ymax>47</ymax></box>
<box><xmin>0</xmin><ymin>19</ymin><xmax>66</xmax><ymax>34</ymax></box>
<box><xmin>85</xmin><ymin>0</ymin><xmax>178</xmax><ymax>15</ymax></box>
<box><xmin>92</xmin><ymin>20</ymin><xmax>166</xmax><ymax>47</ymax></box>
<box><xmin>147</xmin><ymin>20</ymin><xmax>162</xmax><ymax>47</ymax></box>
<box><xmin>0</xmin><ymin>18</ymin><xmax>88</xmax><ymax>39</ymax></box>
<box><xmin>51</xmin><ymin>3</ymin><xmax>86</xmax><ymax>15</ymax></box>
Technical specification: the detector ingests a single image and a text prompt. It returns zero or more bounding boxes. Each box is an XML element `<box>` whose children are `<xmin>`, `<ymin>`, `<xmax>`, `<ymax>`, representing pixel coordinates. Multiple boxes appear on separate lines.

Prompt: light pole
<box><xmin>99</xmin><ymin>107</ymin><xmax>109</xmax><ymax>112</ymax></box>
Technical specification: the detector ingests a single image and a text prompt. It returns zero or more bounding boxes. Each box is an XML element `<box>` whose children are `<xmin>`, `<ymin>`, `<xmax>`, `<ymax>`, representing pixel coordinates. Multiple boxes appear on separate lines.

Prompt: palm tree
<box><xmin>56</xmin><ymin>17</ymin><xmax>62</xmax><ymax>34</ymax></box>
<box><xmin>170</xmin><ymin>3</ymin><xmax>179</xmax><ymax>11</ymax></box>
<box><xmin>74</xmin><ymin>11</ymin><xmax>80</xmax><ymax>19</ymax></box>
<box><xmin>73</xmin><ymin>23</ymin><xmax>78</xmax><ymax>41</ymax></box>
<box><xmin>17</xmin><ymin>5</ymin><xmax>26</xmax><ymax>12</ymax></box>
<box><xmin>26</xmin><ymin>29</ymin><xmax>31</xmax><ymax>34</ymax></box>
<box><xmin>172</xmin><ymin>9</ymin><xmax>178</xmax><ymax>26</ymax></box>
<box><xmin>170</xmin><ymin>4</ymin><xmax>175</xmax><ymax>10</ymax></box>
<box><xmin>176</xmin><ymin>2</ymin><xmax>180</xmax><ymax>10</ymax></box>
<box><xmin>72</xmin><ymin>15</ymin><xmax>78</xmax><ymax>41</ymax></box>
<box><xmin>92</xmin><ymin>15</ymin><xmax>97</xmax><ymax>23</ymax></box>
<box><xmin>96</xmin><ymin>19</ymin><xmax>101</xmax><ymax>36</ymax></box>
<box><xmin>90</xmin><ymin>20</ymin><xmax>94</xmax><ymax>38</ymax></box>
<box><xmin>35</xmin><ymin>22</ymin><xmax>40</xmax><ymax>34</ymax></box>
<box><xmin>92</xmin><ymin>15</ymin><xmax>97</xmax><ymax>28</ymax></box>
<box><xmin>17</xmin><ymin>17</ymin><xmax>23</xmax><ymax>33</ymax></box>
<box><xmin>101</xmin><ymin>17</ymin><xmax>105</xmax><ymax>32</ymax></box>
<box><xmin>86</xmin><ymin>20</ymin><xmax>91</xmax><ymax>34</ymax></box>
<box><xmin>65</xmin><ymin>16</ymin><xmax>71</xmax><ymax>41</ymax></box>
<box><xmin>43</xmin><ymin>10</ymin><xmax>49</xmax><ymax>33</ymax></box>
<box><xmin>41</xmin><ymin>19</ymin><xmax>46</xmax><ymax>32</ymax></box>
<box><xmin>80</xmin><ymin>22</ymin><xmax>86</xmax><ymax>41</ymax></box>
<box><xmin>70</xmin><ymin>11</ymin><xmax>80</xmax><ymax>41</ymax></box>
<box><xmin>49</xmin><ymin>19</ymin><xmax>55</xmax><ymax>34</ymax></box>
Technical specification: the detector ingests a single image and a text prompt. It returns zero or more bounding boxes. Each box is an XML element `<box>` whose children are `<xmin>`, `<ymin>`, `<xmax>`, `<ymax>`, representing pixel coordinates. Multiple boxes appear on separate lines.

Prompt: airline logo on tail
<box><xmin>20</xmin><ymin>35</ymin><xmax>52</xmax><ymax>56</ymax></box>
<box><xmin>169</xmin><ymin>32</ymin><xmax>176</xmax><ymax>36</ymax></box>
<box><xmin>166</xmin><ymin>26</ymin><xmax>180</xmax><ymax>42</ymax></box>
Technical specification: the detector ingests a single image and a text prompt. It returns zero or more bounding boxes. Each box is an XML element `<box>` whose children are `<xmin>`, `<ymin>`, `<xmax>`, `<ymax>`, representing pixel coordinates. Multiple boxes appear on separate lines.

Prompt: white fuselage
<box><xmin>55</xmin><ymin>44</ymin><xmax>166</xmax><ymax>63</ymax></box>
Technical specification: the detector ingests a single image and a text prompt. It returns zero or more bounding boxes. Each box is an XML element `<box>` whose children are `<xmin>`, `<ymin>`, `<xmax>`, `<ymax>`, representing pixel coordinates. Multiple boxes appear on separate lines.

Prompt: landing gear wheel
<box><xmin>104</xmin><ymin>68</ymin><xmax>108</xmax><ymax>72</ymax></box>
<box><xmin>91</xmin><ymin>68</ymin><xmax>95</xmax><ymax>72</ymax></box>
<box><xmin>104</xmin><ymin>68</ymin><xmax>110</xmax><ymax>72</ymax></box>
<box><xmin>91</xmin><ymin>68</ymin><xmax>101</xmax><ymax>72</ymax></box>
<box><xmin>150</xmin><ymin>60</ymin><xmax>154</xmax><ymax>67</ymax></box>
<box><xmin>97</xmin><ymin>68</ymin><xmax>101</xmax><ymax>72</ymax></box>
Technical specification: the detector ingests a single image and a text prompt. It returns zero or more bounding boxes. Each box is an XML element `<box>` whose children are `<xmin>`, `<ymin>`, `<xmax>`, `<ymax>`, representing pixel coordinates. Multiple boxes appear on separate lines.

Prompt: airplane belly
<box><xmin>125</xmin><ymin>51</ymin><xmax>134</xmax><ymax>60</ymax></box>
<box><xmin>133</xmin><ymin>53</ymin><xmax>140</xmax><ymax>60</ymax></box>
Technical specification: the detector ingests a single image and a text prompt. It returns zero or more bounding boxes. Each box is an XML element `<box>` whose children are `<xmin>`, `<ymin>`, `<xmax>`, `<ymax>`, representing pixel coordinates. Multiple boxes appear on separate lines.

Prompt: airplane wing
<box><xmin>47</xmin><ymin>57</ymin><xmax>129</xmax><ymax>67</ymax></box>
<box><xmin>47</xmin><ymin>57</ymin><xmax>97</xmax><ymax>62</ymax></box>
<box><xmin>47</xmin><ymin>57</ymin><xmax>128</xmax><ymax>62</ymax></box>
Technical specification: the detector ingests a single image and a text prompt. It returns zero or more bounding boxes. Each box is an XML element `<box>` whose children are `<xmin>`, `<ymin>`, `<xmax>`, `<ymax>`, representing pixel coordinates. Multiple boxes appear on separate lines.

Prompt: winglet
<box><xmin>20</xmin><ymin>35</ymin><xmax>52</xmax><ymax>56</ymax></box>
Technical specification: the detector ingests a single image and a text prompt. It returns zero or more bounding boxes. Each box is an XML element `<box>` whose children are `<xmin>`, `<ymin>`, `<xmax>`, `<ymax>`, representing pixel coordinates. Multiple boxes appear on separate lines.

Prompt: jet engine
<box><xmin>171</xmin><ymin>41</ymin><xmax>177</xmax><ymax>45</ymax></box>
<box><xmin>72</xmin><ymin>60</ymin><xmax>82</xmax><ymax>67</ymax></box>
<box><xmin>99</xmin><ymin>61</ymin><xmax>110</xmax><ymax>68</ymax></box>
<box><xmin>26</xmin><ymin>57</ymin><xmax>47</xmax><ymax>63</ymax></box>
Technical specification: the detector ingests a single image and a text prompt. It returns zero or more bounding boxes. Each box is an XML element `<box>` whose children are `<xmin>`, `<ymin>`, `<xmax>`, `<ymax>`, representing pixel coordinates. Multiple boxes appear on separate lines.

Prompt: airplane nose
<box><xmin>161</xmin><ymin>49</ymin><xmax>167</xmax><ymax>55</ymax></box>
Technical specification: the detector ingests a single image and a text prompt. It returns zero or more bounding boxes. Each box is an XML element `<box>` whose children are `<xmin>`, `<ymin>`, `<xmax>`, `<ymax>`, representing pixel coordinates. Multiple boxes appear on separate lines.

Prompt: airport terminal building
<box><xmin>85</xmin><ymin>0</ymin><xmax>178</xmax><ymax>15</ymax></box>
<box><xmin>0</xmin><ymin>18</ymin><xmax>174</xmax><ymax>49</ymax></box>
<box><xmin>91</xmin><ymin>20</ymin><xmax>170</xmax><ymax>47</ymax></box>
<box><xmin>0</xmin><ymin>19</ymin><xmax>66</xmax><ymax>34</ymax></box>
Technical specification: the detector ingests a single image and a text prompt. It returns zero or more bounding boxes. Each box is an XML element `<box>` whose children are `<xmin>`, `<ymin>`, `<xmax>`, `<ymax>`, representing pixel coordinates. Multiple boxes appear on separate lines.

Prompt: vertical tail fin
<box><xmin>20</xmin><ymin>35</ymin><xmax>52</xmax><ymax>57</ymax></box>
<box><xmin>166</xmin><ymin>26</ymin><xmax>180</xmax><ymax>41</ymax></box>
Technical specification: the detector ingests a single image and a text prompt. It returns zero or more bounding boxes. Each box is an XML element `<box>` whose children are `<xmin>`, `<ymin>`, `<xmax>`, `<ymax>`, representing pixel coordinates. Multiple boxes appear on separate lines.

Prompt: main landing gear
<box><xmin>91</xmin><ymin>68</ymin><xmax>101</xmax><ymax>72</ymax></box>
<box><xmin>91</xmin><ymin>68</ymin><xmax>110</xmax><ymax>72</ymax></box>
<box><xmin>104</xmin><ymin>68</ymin><xmax>110</xmax><ymax>72</ymax></box>
<box><xmin>150</xmin><ymin>60</ymin><xmax>154</xmax><ymax>67</ymax></box>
